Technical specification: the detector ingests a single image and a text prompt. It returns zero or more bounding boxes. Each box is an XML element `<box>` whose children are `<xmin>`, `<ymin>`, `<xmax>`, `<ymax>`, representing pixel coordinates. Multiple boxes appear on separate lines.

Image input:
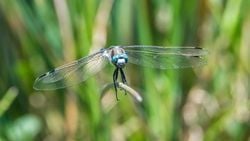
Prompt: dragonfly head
<box><xmin>111</xmin><ymin>53</ymin><xmax>128</xmax><ymax>68</ymax></box>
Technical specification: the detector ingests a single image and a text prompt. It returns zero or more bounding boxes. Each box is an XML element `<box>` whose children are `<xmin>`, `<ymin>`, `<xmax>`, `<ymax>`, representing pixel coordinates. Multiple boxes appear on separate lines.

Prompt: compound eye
<box><xmin>112</xmin><ymin>56</ymin><xmax>118</xmax><ymax>63</ymax></box>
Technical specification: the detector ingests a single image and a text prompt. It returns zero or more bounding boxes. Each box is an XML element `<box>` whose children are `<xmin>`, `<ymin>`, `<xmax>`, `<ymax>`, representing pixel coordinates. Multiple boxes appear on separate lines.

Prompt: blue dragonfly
<box><xmin>34</xmin><ymin>45</ymin><xmax>207</xmax><ymax>100</ymax></box>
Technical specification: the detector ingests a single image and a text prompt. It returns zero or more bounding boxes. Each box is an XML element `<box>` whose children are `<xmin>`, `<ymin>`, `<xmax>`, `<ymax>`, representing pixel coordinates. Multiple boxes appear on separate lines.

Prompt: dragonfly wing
<box><xmin>122</xmin><ymin>45</ymin><xmax>208</xmax><ymax>69</ymax></box>
<box><xmin>33</xmin><ymin>51</ymin><xmax>108</xmax><ymax>90</ymax></box>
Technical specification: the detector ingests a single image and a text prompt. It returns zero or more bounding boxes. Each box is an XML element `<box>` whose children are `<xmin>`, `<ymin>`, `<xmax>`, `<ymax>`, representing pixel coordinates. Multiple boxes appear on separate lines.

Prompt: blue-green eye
<box><xmin>122</xmin><ymin>54</ymin><xmax>128</xmax><ymax>62</ymax></box>
<box><xmin>111</xmin><ymin>56</ymin><xmax>118</xmax><ymax>63</ymax></box>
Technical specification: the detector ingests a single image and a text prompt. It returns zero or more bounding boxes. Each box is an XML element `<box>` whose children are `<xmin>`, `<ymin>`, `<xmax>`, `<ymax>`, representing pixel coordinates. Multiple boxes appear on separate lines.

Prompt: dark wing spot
<box><xmin>38</xmin><ymin>69</ymin><xmax>55</xmax><ymax>79</ymax></box>
<box><xmin>193</xmin><ymin>56</ymin><xmax>200</xmax><ymax>58</ymax></box>
<box><xmin>194</xmin><ymin>47</ymin><xmax>203</xmax><ymax>49</ymax></box>
<box><xmin>49</xmin><ymin>69</ymin><xmax>55</xmax><ymax>74</ymax></box>
<box><xmin>38</xmin><ymin>73</ymin><xmax>47</xmax><ymax>79</ymax></box>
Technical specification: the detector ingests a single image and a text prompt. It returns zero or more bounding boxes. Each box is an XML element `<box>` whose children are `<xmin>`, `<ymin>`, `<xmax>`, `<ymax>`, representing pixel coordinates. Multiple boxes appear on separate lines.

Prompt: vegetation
<box><xmin>0</xmin><ymin>0</ymin><xmax>249</xmax><ymax>141</ymax></box>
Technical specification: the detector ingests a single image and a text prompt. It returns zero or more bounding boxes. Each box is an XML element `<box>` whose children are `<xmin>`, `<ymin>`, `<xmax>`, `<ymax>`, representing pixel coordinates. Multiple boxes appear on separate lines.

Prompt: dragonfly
<box><xmin>33</xmin><ymin>45</ymin><xmax>207</xmax><ymax>100</ymax></box>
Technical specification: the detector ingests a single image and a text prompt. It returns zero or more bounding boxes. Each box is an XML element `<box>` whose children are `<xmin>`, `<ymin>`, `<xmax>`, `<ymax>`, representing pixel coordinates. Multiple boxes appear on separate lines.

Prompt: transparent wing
<box><xmin>33</xmin><ymin>51</ymin><xmax>108</xmax><ymax>90</ymax></box>
<box><xmin>122</xmin><ymin>45</ymin><xmax>208</xmax><ymax>69</ymax></box>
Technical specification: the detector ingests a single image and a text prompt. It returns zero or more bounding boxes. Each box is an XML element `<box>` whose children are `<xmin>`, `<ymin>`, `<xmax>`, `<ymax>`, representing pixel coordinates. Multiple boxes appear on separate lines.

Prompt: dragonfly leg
<box><xmin>120</xmin><ymin>68</ymin><xmax>127</xmax><ymax>84</ymax></box>
<box><xmin>113</xmin><ymin>67</ymin><xmax>119</xmax><ymax>100</ymax></box>
<box><xmin>120</xmin><ymin>68</ymin><xmax>127</xmax><ymax>95</ymax></box>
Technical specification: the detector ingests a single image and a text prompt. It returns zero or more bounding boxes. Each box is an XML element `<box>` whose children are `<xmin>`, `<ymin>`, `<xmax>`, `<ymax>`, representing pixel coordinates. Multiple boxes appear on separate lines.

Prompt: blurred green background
<box><xmin>0</xmin><ymin>0</ymin><xmax>249</xmax><ymax>141</ymax></box>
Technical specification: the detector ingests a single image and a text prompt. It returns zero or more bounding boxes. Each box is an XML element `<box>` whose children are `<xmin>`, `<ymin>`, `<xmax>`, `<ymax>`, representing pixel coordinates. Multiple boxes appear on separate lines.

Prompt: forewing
<box><xmin>122</xmin><ymin>45</ymin><xmax>208</xmax><ymax>69</ymax></box>
<box><xmin>33</xmin><ymin>51</ymin><xmax>108</xmax><ymax>90</ymax></box>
